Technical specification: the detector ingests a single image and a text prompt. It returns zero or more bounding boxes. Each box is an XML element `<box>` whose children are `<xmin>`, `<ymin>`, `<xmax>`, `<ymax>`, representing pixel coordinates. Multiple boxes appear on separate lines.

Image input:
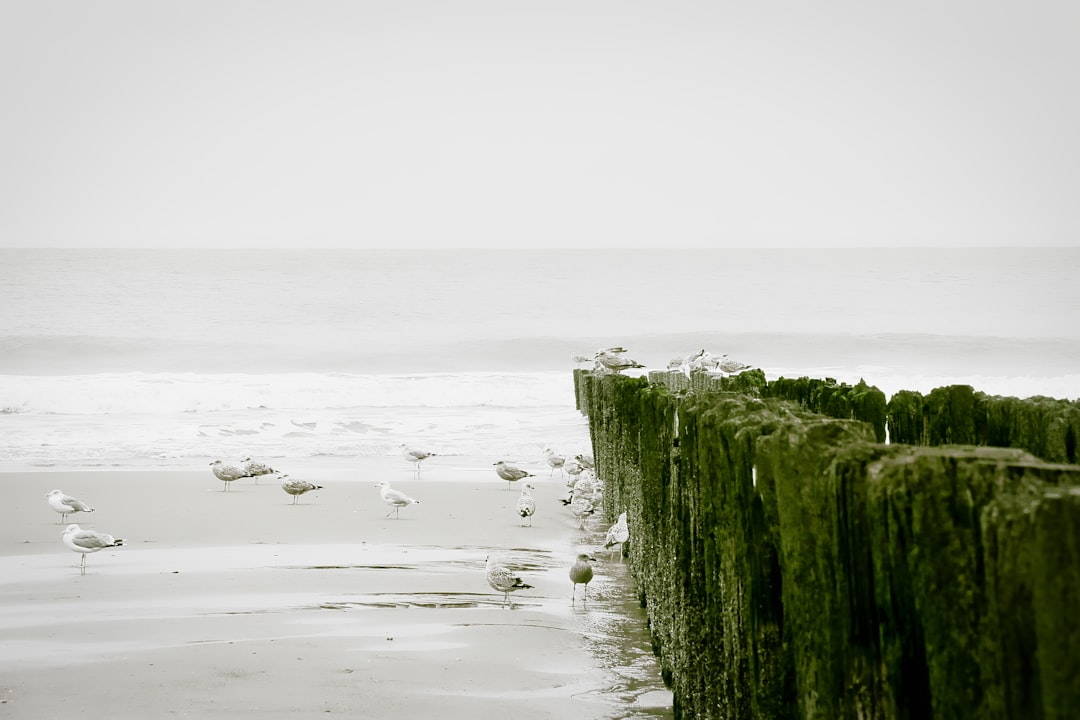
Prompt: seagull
<box><xmin>517</xmin><ymin>483</ymin><xmax>536</xmax><ymax>527</ymax></box>
<box><xmin>569</xmin><ymin>495</ymin><xmax>596</xmax><ymax>529</ymax></box>
<box><xmin>569</xmin><ymin>553</ymin><xmax>596</xmax><ymax>601</ymax></box>
<box><xmin>210</xmin><ymin>460</ymin><xmax>252</xmax><ymax>491</ymax></box>
<box><xmin>377</xmin><ymin>480</ymin><xmax>420</xmax><ymax>519</ymax></box>
<box><xmin>241</xmin><ymin>456</ymin><xmax>277</xmax><ymax>485</ymax></box>
<box><xmin>544</xmin><ymin>448</ymin><xmax>566</xmax><ymax>477</ymax></box>
<box><xmin>485</xmin><ymin>554</ymin><xmax>533</xmax><ymax>607</ymax></box>
<box><xmin>46</xmin><ymin>489</ymin><xmax>94</xmax><ymax>523</ymax></box>
<box><xmin>400</xmin><ymin>444</ymin><xmax>436</xmax><ymax>477</ymax></box>
<box><xmin>570</xmin><ymin>353</ymin><xmax>593</xmax><ymax>365</ymax></box>
<box><xmin>718</xmin><ymin>354</ymin><xmax>753</xmax><ymax>375</ymax></box>
<box><xmin>62</xmin><ymin>523</ymin><xmax>124</xmax><ymax>575</ymax></box>
<box><xmin>593</xmin><ymin>349</ymin><xmax>645</xmax><ymax>374</ymax></box>
<box><xmin>564</xmin><ymin>460</ymin><xmax>584</xmax><ymax>486</ymax></box>
<box><xmin>574</xmin><ymin>453</ymin><xmax>595</xmax><ymax>471</ymax></box>
<box><xmin>493</xmin><ymin>460</ymin><xmax>534</xmax><ymax>490</ymax></box>
<box><xmin>604</xmin><ymin>511</ymin><xmax>630</xmax><ymax>559</ymax></box>
<box><xmin>280</xmin><ymin>474</ymin><xmax>324</xmax><ymax>504</ymax></box>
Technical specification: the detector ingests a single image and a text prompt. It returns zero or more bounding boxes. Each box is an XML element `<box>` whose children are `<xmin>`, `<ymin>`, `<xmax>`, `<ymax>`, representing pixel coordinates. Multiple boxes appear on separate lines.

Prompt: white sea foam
<box><xmin>0</xmin><ymin>371</ymin><xmax>575</xmax><ymax>415</ymax></box>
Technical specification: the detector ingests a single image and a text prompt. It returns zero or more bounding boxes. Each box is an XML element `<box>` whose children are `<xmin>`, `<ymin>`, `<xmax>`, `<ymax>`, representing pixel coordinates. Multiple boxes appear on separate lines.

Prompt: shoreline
<box><xmin>1</xmin><ymin>462</ymin><xmax>672</xmax><ymax>718</ymax></box>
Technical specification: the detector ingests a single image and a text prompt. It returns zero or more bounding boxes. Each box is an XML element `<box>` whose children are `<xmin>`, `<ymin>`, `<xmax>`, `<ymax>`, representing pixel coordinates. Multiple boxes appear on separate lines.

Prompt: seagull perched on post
<box><xmin>494</xmin><ymin>460</ymin><xmax>534</xmax><ymax>490</ymax></box>
<box><xmin>485</xmin><ymin>554</ymin><xmax>533</xmax><ymax>607</ymax></box>
<box><xmin>400</xmin><ymin>444</ymin><xmax>436</xmax><ymax>477</ymax></box>
<box><xmin>62</xmin><ymin>524</ymin><xmax>124</xmax><ymax>575</ymax></box>
<box><xmin>718</xmin><ymin>354</ymin><xmax>753</xmax><ymax>375</ymax></box>
<box><xmin>46</xmin><ymin>490</ymin><xmax>94</xmax><ymax>523</ymax></box>
<box><xmin>377</xmin><ymin>480</ymin><xmax>420</xmax><ymax>519</ymax></box>
<box><xmin>593</xmin><ymin>349</ymin><xmax>645</xmax><ymax>374</ymax></box>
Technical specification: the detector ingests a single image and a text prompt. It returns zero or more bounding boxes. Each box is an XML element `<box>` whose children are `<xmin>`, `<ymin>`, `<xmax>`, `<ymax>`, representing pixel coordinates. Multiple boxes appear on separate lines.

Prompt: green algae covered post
<box><xmin>577</xmin><ymin>369</ymin><xmax>1080</xmax><ymax>720</ymax></box>
<box><xmin>886</xmin><ymin>389</ymin><xmax>925</xmax><ymax>446</ymax></box>
<box><xmin>924</xmin><ymin>384</ymin><xmax>978</xmax><ymax>445</ymax></box>
<box><xmin>865</xmin><ymin>448</ymin><xmax>1080</xmax><ymax>720</ymax></box>
<box><xmin>976</xmin><ymin>394</ymin><xmax>1080</xmax><ymax>465</ymax></box>
<box><xmin>758</xmin><ymin>418</ymin><xmax>886</xmax><ymax>718</ymax></box>
<box><xmin>765</xmin><ymin>376</ymin><xmax>887</xmax><ymax>443</ymax></box>
<box><xmin>1030</xmin><ymin>485</ymin><xmax>1080</xmax><ymax>718</ymax></box>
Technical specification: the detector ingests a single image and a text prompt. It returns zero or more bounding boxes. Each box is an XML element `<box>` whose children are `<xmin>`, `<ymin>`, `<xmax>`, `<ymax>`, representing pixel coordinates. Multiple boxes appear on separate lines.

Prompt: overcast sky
<box><xmin>2</xmin><ymin>1</ymin><xmax>1077</xmax><ymax>249</ymax></box>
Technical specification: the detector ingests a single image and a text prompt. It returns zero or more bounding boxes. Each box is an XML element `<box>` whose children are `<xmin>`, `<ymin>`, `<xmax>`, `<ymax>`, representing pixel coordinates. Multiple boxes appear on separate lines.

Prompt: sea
<box><xmin>1</xmin><ymin>247</ymin><xmax>1078</xmax><ymax>472</ymax></box>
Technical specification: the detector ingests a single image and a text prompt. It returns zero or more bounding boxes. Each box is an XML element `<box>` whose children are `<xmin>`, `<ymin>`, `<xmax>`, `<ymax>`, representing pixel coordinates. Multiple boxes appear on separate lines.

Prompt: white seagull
<box><xmin>485</xmin><ymin>554</ymin><xmax>533</xmax><ymax>607</ymax></box>
<box><xmin>62</xmin><ymin>523</ymin><xmax>124</xmax><ymax>575</ymax></box>
<box><xmin>544</xmin><ymin>448</ymin><xmax>566</xmax><ymax>477</ymax></box>
<box><xmin>569</xmin><ymin>553</ymin><xmax>596</xmax><ymax>601</ymax></box>
<box><xmin>46</xmin><ymin>489</ymin><xmax>94</xmax><ymax>523</ymax></box>
<box><xmin>569</xmin><ymin>495</ymin><xmax>596</xmax><ymax>529</ymax></box>
<box><xmin>604</xmin><ymin>511</ymin><xmax>630</xmax><ymax>559</ymax></box>
<box><xmin>718</xmin><ymin>354</ymin><xmax>753</xmax><ymax>375</ymax></box>
<box><xmin>377</xmin><ymin>480</ymin><xmax>420</xmax><ymax>519</ymax></box>
<box><xmin>280</xmin><ymin>475</ymin><xmax>324</xmax><ymax>504</ymax></box>
<box><xmin>516</xmin><ymin>483</ymin><xmax>536</xmax><ymax>527</ymax></box>
<box><xmin>593</xmin><ymin>349</ymin><xmax>645</xmax><ymax>374</ymax></box>
<box><xmin>400</xmin><ymin>444</ymin><xmax>436</xmax><ymax>477</ymax></box>
<box><xmin>242</xmin><ymin>456</ymin><xmax>278</xmax><ymax>485</ymax></box>
<box><xmin>210</xmin><ymin>460</ymin><xmax>252</xmax><ymax>491</ymax></box>
<box><xmin>493</xmin><ymin>460</ymin><xmax>535</xmax><ymax>490</ymax></box>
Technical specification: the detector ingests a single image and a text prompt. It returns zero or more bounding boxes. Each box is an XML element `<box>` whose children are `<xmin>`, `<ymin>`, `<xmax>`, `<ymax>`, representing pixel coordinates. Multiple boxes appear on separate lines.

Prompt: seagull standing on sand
<box><xmin>210</xmin><ymin>460</ymin><xmax>252</xmax><ymax>491</ymax></box>
<box><xmin>485</xmin><ymin>554</ymin><xmax>533</xmax><ymax>607</ymax></box>
<box><xmin>494</xmin><ymin>460</ymin><xmax>534</xmax><ymax>490</ymax></box>
<box><xmin>62</xmin><ymin>523</ymin><xmax>124</xmax><ymax>575</ymax></box>
<box><xmin>544</xmin><ymin>448</ymin><xmax>566</xmax><ymax>477</ymax></box>
<box><xmin>46</xmin><ymin>490</ymin><xmax>94</xmax><ymax>523</ymax></box>
<box><xmin>242</xmin><ymin>457</ymin><xmax>278</xmax><ymax>485</ymax></box>
<box><xmin>604</xmin><ymin>511</ymin><xmax>630</xmax><ymax>559</ymax></box>
<box><xmin>569</xmin><ymin>495</ymin><xmax>596</xmax><ymax>529</ymax></box>
<box><xmin>400</xmin><ymin>444</ymin><xmax>436</xmax><ymax>477</ymax></box>
<box><xmin>564</xmin><ymin>459</ymin><xmax>584</xmax><ymax>487</ymax></box>
<box><xmin>517</xmin><ymin>483</ymin><xmax>536</xmax><ymax>527</ymax></box>
<box><xmin>570</xmin><ymin>553</ymin><xmax>596</xmax><ymax>601</ymax></box>
<box><xmin>280</xmin><ymin>475</ymin><xmax>324</xmax><ymax>504</ymax></box>
<box><xmin>377</xmin><ymin>480</ymin><xmax>420</xmax><ymax>519</ymax></box>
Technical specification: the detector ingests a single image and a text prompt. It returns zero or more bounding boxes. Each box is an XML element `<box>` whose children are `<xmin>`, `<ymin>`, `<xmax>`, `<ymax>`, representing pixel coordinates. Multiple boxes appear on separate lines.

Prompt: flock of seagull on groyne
<box><xmin>573</xmin><ymin>346</ymin><xmax>753</xmax><ymax>378</ymax></box>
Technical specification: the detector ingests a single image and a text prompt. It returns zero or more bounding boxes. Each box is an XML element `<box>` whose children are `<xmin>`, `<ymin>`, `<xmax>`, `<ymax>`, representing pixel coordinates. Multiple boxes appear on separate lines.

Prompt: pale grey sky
<box><xmin>2</xmin><ymin>1</ymin><xmax>1077</xmax><ymax>248</ymax></box>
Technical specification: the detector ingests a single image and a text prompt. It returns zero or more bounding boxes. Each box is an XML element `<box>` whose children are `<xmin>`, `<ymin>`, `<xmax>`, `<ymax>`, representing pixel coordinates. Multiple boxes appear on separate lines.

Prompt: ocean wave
<box><xmin>0</xmin><ymin>371</ymin><xmax>578</xmax><ymax>415</ymax></box>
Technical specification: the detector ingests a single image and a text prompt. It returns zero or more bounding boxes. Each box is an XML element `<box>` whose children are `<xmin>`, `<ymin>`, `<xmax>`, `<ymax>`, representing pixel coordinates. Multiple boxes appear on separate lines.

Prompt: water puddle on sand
<box><xmin>273</xmin><ymin>541</ymin><xmax>674</xmax><ymax>718</ymax></box>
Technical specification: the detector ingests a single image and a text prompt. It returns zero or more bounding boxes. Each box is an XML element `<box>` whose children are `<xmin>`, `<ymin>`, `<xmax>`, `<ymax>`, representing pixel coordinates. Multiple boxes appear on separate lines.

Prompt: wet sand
<box><xmin>0</xmin><ymin>457</ymin><xmax>671</xmax><ymax>718</ymax></box>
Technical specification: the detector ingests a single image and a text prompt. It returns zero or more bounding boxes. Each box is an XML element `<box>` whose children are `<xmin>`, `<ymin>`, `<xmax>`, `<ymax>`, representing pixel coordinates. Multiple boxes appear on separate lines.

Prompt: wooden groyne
<box><xmin>574</xmin><ymin>369</ymin><xmax>1080</xmax><ymax>719</ymax></box>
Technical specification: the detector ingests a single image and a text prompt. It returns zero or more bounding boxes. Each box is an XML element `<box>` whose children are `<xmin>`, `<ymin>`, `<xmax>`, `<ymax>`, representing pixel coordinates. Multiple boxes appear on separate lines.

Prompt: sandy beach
<box><xmin>0</xmin><ymin>457</ymin><xmax>671</xmax><ymax>719</ymax></box>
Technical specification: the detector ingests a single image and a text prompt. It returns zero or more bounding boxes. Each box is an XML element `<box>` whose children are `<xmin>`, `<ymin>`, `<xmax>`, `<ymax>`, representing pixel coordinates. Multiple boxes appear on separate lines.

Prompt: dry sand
<box><xmin>0</xmin><ymin>457</ymin><xmax>671</xmax><ymax>719</ymax></box>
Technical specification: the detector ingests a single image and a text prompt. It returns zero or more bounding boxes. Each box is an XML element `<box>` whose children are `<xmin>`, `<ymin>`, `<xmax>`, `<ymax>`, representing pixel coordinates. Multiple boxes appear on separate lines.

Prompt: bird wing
<box><xmin>384</xmin><ymin>488</ymin><xmax>415</xmax><ymax>505</ymax></box>
<box><xmin>71</xmin><ymin>530</ymin><xmax>116</xmax><ymax>549</ymax></box>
